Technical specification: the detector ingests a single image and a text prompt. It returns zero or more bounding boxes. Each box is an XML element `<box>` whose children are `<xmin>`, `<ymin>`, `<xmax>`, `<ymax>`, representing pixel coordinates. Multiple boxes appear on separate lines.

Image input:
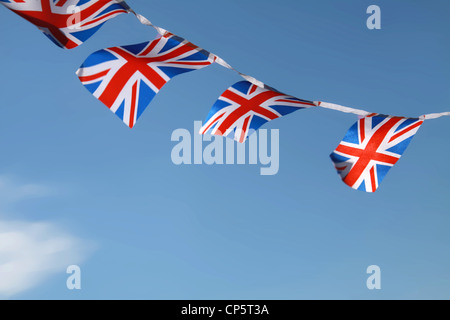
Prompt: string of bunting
<box><xmin>1</xmin><ymin>0</ymin><xmax>449</xmax><ymax>193</ymax></box>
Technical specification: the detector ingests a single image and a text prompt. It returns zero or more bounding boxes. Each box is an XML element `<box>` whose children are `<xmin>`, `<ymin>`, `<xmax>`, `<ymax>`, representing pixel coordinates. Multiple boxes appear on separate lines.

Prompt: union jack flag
<box><xmin>0</xmin><ymin>0</ymin><xmax>128</xmax><ymax>49</ymax></box>
<box><xmin>76</xmin><ymin>33</ymin><xmax>215</xmax><ymax>128</ymax></box>
<box><xmin>200</xmin><ymin>81</ymin><xmax>316</xmax><ymax>143</ymax></box>
<box><xmin>330</xmin><ymin>114</ymin><xmax>423</xmax><ymax>192</ymax></box>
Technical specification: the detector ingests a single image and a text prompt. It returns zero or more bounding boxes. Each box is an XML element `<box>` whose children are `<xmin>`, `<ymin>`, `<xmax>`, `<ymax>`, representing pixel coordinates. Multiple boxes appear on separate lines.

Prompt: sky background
<box><xmin>0</xmin><ymin>0</ymin><xmax>450</xmax><ymax>299</ymax></box>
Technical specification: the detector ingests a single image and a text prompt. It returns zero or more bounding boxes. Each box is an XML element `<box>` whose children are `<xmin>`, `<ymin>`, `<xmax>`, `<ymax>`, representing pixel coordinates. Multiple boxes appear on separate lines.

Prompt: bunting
<box><xmin>1</xmin><ymin>0</ymin><xmax>449</xmax><ymax>192</ymax></box>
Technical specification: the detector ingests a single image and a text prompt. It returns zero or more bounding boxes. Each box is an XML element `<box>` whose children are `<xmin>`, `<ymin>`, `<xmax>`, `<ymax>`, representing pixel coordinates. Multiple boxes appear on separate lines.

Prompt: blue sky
<box><xmin>0</xmin><ymin>0</ymin><xmax>449</xmax><ymax>299</ymax></box>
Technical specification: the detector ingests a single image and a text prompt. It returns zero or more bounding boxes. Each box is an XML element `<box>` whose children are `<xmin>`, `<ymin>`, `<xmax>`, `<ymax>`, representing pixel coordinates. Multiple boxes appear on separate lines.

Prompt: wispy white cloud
<box><xmin>0</xmin><ymin>221</ymin><xmax>90</xmax><ymax>298</ymax></box>
<box><xmin>0</xmin><ymin>177</ymin><xmax>92</xmax><ymax>298</ymax></box>
<box><xmin>0</xmin><ymin>176</ymin><xmax>53</xmax><ymax>205</ymax></box>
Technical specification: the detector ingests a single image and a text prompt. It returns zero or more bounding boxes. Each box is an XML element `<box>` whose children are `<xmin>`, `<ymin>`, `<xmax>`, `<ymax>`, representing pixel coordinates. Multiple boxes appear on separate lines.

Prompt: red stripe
<box><xmin>202</xmin><ymin>113</ymin><xmax>225</xmax><ymax>134</ymax></box>
<box><xmin>81</xmin><ymin>10</ymin><xmax>127</xmax><ymax>27</ymax></box>
<box><xmin>249</xmin><ymin>85</ymin><xmax>258</xmax><ymax>95</ymax></box>
<box><xmin>372</xmin><ymin>153</ymin><xmax>399</xmax><ymax>164</ymax></box>
<box><xmin>275</xmin><ymin>99</ymin><xmax>315</xmax><ymax>106</ymax></box>
<box><xmin>370</xmin><ymin>166</ymin><xmax>377</xmax><ymax>192</ymax></box>
<box><xmin>168</xmin><ymin>61</ymin><xmax>212</xmax><ymax>66</ymax></box>
<box><xmin>359</xmin><ymin>118</ymin><xmax>365</xmax><ymax>143</ymax></box>
<box><xmin>336</xmin><ymin>145</ymin><xmax>363</xmax><ymax>157</ymax></box>
<box><xmin>78</xmin><ymin>69</ymin><xmax>110</xmax><ymax>83</ymax></box>
<box><xmin>239</xmin><ymin>116</ymin><xmax>251</xmax><ymax>143</ymax></box>
<box><xmin>129</xmin><ymin>82</ymin><xmax>138</xmax><ymax>128</ymax></box>
<box><xmin>140</xmin><ymin>38</ymin><xmax>161</xmax><ymax>56</ymax></box>
<box><xmin>388</xmin><ymin>121</ymin><xmax>423</xmax><ymax>143</ymax></box>
<box><xmin>55</xmin><ymin>0</ymin><xmax>68</xmax><ymax>7</ymax></box>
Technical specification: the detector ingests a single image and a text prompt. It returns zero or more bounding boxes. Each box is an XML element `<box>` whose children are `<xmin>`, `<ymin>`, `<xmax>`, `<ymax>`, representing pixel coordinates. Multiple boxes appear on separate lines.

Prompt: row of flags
<box><xmin>1</xmin><ymin>0</ymin><xmax>447</xmax><ymax>192</ymax></box>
